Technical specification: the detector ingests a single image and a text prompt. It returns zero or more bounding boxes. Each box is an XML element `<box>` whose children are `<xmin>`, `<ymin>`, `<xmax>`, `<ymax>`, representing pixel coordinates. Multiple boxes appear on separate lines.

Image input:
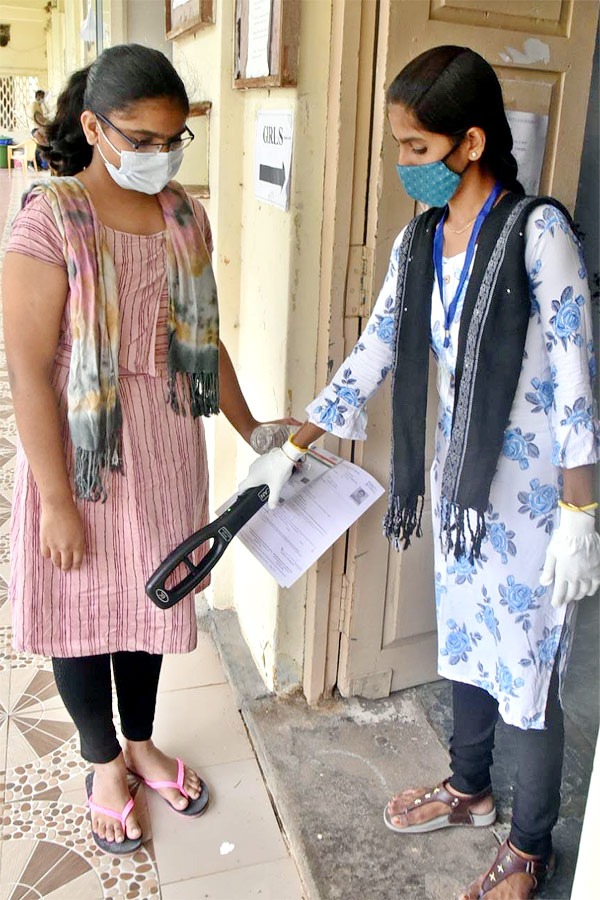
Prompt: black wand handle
<box><xmin>145</xmin><ymin>485</ymin><xmax>270</xmax><ymax>609</ymax></box>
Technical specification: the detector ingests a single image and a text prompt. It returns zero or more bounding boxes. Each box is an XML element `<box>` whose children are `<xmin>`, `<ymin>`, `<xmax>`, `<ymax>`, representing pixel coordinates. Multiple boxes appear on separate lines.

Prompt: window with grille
<box><xmin>0</xmin><ymin>76</ymin><xmax>40</xmax><ymax>131</ymax></box>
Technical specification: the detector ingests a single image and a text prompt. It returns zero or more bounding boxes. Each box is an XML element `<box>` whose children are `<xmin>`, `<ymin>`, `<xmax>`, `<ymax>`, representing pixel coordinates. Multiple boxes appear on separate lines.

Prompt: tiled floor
<box><xmin>0</xmin><ymin>170</ymin><xmax>305</xmax><ymax>899</ymax></box>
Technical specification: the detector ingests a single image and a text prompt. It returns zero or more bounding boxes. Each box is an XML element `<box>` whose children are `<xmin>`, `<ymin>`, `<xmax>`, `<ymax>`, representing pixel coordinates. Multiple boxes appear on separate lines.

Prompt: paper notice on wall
<box><xmin>254</xmin><ymin>109</ymin><xmax>294</xmax><ymax>210</ymax></box>
<box><xmin>219</xmin><ymin>449</ymin><xmax>385</xmax><ymax>589</ymax></box>
<box><xmin>172</xmin><ymin>0</ymin><xmax>191</xmax><ymax>9</ymax></box>
<box><xmin>246</xmin><ymin>0</ymin><xmax>272</xmax><ymax>79</ymax></box>
<box><xmin>505</xmin><ymin>110</ymin><xmax>548</xmax><ymax>196</ymax></box>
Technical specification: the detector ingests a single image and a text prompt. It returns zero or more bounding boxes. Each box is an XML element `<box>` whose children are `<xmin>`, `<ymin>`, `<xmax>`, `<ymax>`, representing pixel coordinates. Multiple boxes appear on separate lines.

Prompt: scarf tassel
<box><xmin>74</xmin><ymin>434</ymin><xmax>124</xmax><ymax>502</ymax></box>
<box><xmin>167</xmin><ymin>370</ymin><xmax>220</xmax><ymax>419</ymax></box>
<box><xmin>440</xmin><ymin>500</ymin><xmax>486</xmax><ymax>563</ymax></box>
<box><xmin>383</xmin><ymin>494</ymin><xmax>425</xmax><ymax>551</ymax></box>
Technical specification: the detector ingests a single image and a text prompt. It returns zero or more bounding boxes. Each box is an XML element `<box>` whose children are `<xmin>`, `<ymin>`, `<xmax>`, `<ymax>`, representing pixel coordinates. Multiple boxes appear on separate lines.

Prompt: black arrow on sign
<box><xmin>259</xmin><ymin>162</ymin><xmax>286</xmax><ymax>188</ymax></box>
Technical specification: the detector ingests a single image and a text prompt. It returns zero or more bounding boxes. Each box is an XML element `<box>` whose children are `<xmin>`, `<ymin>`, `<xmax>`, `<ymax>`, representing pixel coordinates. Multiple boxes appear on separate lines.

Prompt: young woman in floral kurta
<box><xmin>241</xmin><ymin>47</ymin><xmax>600</xmax><ymax>899</ymax></box>
<box><xmin>305</xmin><ymin>201</ymin><xmax>596</xmax><ymax>732</ymax></box>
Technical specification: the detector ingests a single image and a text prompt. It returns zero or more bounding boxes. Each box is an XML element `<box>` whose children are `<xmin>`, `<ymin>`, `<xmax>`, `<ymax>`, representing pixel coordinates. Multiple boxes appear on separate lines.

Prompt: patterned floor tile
<box><xmin>0</xmin><ymin>458</ymin><xmax>14</xmax><ymax>501</ymax></box>
<box><xmin>0</xmin><ymin>805</ymin><xmax>160</xmax><ymax>899</ymax></box>
<box><xmin>0</xmin><ymin>837</ymin><xmax>101</xmax><ymax>899</ymax></box>
<box><xmin>0</xmin><ymin>627</ymin><xmax>50</xmax><ymax>674</ymax></box>
<box><xmin>0</xmin><ymin>499</ymin><xmax>10</xmax><ymax>533</ymax></box>
<box><xmin>4</xmin><ymin>706</ymin><xmax>76</xmax><ymax>773</ymax></box>
<box><xmin>0</xmin><ymin>443</ymin><xmax>14</xmax><ymax>474</ymax></box>
<box><xmin>0</xmin><ymin>417</ymin><xmax>17</xmax><ymax>446</ymax></box>
<box><xmin>0</xmin><ymin>536</ymin><xmax>10</xmax><ymax>584</ymax></box>
<box><xmin>0</xmin><ymin>608</ymin><xmax>10</xmax><ymax>635</ymax></box>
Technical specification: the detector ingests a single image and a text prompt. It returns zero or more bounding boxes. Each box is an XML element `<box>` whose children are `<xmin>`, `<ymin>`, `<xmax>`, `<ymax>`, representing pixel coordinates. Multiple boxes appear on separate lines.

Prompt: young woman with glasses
<box><xmin>2</xmin><ymin>43</ymin><xmax>295</xmax><ymax>854</ymax></box>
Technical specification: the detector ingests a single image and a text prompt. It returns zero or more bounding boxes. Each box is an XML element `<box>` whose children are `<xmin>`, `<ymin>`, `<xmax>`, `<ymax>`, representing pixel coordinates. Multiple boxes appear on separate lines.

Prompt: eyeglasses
<box><xmin>95</xmin><ymin>112</ymin><xmax>195</xmax><ymax>154</ymax></box>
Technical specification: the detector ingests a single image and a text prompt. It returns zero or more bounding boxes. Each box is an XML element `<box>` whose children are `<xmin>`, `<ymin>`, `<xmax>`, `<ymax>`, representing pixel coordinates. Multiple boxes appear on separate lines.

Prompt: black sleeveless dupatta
<box><xmin>383</xmin><ymin>193</ymin><xmax>572</xmax><ymax>561</ymax></box>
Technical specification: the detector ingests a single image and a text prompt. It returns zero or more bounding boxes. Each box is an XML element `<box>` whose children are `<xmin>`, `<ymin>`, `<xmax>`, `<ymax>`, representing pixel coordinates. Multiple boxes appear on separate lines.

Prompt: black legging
<box><xmin>52</xmin><ymin>651</ymin><xmax>163</xmax><ymax>764</ymax></box>
<box><xmin>448</xmin><ymin>663</ymin><xmax>563</xmax><ymax>859</ymax></box>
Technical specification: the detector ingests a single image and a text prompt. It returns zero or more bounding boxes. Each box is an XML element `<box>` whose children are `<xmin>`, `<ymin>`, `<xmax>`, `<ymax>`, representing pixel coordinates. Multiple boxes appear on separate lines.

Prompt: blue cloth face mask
<box><xmin>396</xmin><ymin>142</ymin><xmax>464</xmax><ymax>207</ymax></box>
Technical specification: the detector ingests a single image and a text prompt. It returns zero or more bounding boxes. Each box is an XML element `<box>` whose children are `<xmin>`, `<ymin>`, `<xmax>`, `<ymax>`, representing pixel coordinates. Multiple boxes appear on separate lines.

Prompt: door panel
<box><xmin>497</xmin><ymin>66</ymin><xmax>562</xmax><ymax>194</ymax></box>
<box><xmin>336</xmin><ymin>0</ymin><xmax>599</xmax><ymax>698</ymax></box>
<box><xmin>430</xmin><ymin>0</ymin><xmax>571</xmax><ymax>35</ymax></box>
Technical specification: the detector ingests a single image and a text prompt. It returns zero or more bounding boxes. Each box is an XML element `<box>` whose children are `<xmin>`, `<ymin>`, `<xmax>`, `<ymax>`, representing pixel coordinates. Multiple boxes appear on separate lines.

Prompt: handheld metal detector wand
<box><xmin>145</xmin><ymin>484</ymin><xmax>270</xmax><ymax>610</ymax></box>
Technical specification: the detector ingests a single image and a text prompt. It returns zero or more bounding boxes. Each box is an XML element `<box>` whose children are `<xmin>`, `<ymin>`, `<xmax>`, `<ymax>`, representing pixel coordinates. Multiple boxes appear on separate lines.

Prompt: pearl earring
<box><xmin>470</xmin><ymin>152</ymin><xmax>477</xmax><ymax>159</ymax></box>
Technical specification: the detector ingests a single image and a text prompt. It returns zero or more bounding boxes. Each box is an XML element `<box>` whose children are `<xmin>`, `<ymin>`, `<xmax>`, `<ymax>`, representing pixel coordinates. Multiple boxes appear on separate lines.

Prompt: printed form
<box><xmin>222</xmin><ymin>449</ymin><xmax>384</xmax><ymax>588</ymax></box>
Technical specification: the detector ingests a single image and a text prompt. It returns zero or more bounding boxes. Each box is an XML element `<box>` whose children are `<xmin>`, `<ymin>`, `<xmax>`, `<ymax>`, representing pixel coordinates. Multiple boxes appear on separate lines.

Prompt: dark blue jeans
<box><xmin>448</xmin><ymin>664</ymin><xmax>563</xmax><ymax>859</ymax></box>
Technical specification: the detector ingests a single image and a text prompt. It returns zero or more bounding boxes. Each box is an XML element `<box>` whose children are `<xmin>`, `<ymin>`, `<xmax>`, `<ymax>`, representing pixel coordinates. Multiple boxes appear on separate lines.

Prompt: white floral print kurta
<box><xmin>306</xmin><ymin>205</ymin><xmax>599</xmax><ymax>730</ymax></box>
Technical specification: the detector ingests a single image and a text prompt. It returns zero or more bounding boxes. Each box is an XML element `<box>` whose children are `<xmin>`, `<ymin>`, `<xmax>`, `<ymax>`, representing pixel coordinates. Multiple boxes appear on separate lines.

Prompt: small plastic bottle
<box><xmin>250</xmin><ymin>424</ymin><xmax>293</xmax><ymax>455</ymax></box>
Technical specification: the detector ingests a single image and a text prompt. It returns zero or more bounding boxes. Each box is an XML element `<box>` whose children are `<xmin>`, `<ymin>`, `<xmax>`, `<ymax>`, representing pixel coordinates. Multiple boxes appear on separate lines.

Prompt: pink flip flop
<box><xmin>85</xmin><ymin>772</ymin><xmax>142</xmax><ymax>855</ymax></box>
<box><xmin>131</xmin><ymin>757</ymin><xmax>209</xmax><ymax>818</ymax></box>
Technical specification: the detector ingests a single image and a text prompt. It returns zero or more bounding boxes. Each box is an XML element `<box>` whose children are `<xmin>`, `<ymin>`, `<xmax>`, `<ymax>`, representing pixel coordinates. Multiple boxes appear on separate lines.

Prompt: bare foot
<box><xmin>90</xmin><ymin>753</ymin><xmax>142</xmax><ymax>844</ymax></box>
<box><xmin>460</xmin><ymin>844</ymin><xmax>540</xmax><ymax>899</ymax></box>
<box><xmin>125</xmin><ymin>739</ymin><xmax>202</xmax><ymax>812</ymax></box>
<box><xmin>387</xmin><ymin>781</ymin><xmax>494</xmax><ymax>829</ymax></box>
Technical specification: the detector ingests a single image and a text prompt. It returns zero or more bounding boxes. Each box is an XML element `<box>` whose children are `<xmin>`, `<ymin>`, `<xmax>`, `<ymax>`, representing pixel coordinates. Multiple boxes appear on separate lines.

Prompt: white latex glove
<box><xmin>238</xmin><ymin>439</ymin><xmax>306</xmax><ymax>510</ymax></box>
<box><xmin>540</xmin><ymin>506</ymin><xmax>600</xmax><ymax>609</ymax></box>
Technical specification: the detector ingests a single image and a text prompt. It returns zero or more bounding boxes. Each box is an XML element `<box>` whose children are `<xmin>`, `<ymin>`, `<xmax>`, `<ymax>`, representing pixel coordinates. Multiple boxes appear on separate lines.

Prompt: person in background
<box><xmin>3</xmin><ymin>44</ymin><xmax>295</xmax><ymax>856</ymax></box>
<box><xmin>26</xmin><ymin>89</ymin><xmax>48</xmax><ymax>169</ymax></box>
<box><xmin>241</xmin><ymin>46</ymin><xmax>600</xmax><ymax>899</ymax></box>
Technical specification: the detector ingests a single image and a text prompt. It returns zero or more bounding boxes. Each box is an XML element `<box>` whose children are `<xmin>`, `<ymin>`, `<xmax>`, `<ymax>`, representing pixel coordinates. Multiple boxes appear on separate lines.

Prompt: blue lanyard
<box><xmin>433</xmin><ymin>181</ymin><xmax>503</xmax><ymax>348</ymax></box>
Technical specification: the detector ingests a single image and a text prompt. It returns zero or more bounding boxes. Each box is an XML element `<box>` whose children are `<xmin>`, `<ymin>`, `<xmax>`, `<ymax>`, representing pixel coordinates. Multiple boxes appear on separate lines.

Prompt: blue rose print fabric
<box><xmin>306</xmin><ymin>205</ymin><xmax>599</xmax><ymax>730</ymax></box>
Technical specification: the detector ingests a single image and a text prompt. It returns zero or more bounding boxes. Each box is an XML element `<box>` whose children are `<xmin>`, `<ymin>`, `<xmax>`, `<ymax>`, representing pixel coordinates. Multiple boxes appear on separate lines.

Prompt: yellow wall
<box><xmin>45</xmin><ymin>0</ymin><xmax>126</xmax><ymax>98</ymax></box>
<box><xmin>0</xmin><ymin>3</ymin><xmax>47</xmax><ymax>79</ymax></box>
<box><xmin>174</xmin><ymin>0</ymin><xmax>333</xmax><ymax>691</ymax></box>
<box><xmin>46</xmin><ymin>1</ymin><xmax>87</xmax><ymax>98</ymax></box>
<box><xmin>0</xmin><ymin>0</ymin><xmax>91</xmax><ymax>100</ymax></box>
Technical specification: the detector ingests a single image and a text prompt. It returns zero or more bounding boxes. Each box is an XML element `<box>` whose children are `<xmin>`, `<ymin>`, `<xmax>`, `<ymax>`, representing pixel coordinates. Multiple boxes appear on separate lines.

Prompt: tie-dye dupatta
<box><xmin>21</xmin><ymin>177</ymin><xmax>219</xmax><ymax>501</ymax></box>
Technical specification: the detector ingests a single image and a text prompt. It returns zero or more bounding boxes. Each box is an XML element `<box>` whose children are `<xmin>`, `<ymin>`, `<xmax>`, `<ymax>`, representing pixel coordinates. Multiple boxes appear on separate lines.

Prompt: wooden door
<box><xmin>335</xmin><ymin>0</ymin><xmax>599</xmax><ymax>699</ymax></box>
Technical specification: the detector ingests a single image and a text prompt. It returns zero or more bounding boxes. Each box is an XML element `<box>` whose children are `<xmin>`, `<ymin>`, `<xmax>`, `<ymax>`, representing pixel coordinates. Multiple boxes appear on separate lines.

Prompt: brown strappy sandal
<box><xmin>383</xmin><ymin>778</ymin><xmax>496</xmax><ymax>833</ymax></box>
<box><xmin>466</xmin><ymin>840</ymin><xmax>556</xmax><ymax>899</ymax></box>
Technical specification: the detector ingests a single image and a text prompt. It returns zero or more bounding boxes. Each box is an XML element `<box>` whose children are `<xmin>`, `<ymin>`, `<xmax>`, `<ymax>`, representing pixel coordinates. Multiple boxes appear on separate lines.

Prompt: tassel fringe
<box><xmin>167</xmin><ymin>370</ymin><xmax>220</xmax><ymax>419</ymax></box>
<box><xmin>440</xmin><ymin>499</ymin><xmax>486</xmax><ymax>562</ymax></box>
<box><xmin>74</xmin><ymin>433</ymin><xmax>124</xmax><ymax>502</ymax></box>
<box><xmin>74</xmin><ymin>368</ymin><xmax>218</xmax><ymax>503</ymax></box>
<box><xmin>383</xmin><ymin>494</ymin><xmax>425</xmax><ymax>551</ymax></box>
<box><xmin>384</xmin><ymin>494</ymin><xmax>487</xmax><ymax>562</ymax></box>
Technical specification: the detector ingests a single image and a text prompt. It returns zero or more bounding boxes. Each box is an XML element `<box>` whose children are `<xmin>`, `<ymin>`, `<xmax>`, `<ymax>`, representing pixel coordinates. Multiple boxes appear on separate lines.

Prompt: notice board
<box><xmin>234</xmin><ymin>0</ymin><xmax>300</xmax><ymax>89</ymax></box>
<box><xmin>166</xmin><ymin>0</ymin><xmax>214</xmax><ymax>41</ymax></box>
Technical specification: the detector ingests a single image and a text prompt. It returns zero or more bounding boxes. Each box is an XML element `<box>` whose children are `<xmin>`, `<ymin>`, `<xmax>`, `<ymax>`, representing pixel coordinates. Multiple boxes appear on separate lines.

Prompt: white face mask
<box><xmin>97</xmin><ymin>122</ymin><xmax>184</xmax><ymax>194</ymax></box>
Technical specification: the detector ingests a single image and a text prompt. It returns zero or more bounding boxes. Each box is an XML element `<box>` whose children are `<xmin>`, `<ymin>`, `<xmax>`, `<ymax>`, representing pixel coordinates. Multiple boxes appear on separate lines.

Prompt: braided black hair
<box><xmin>44</xmin><ymin>44</ymin><xmax>189</xmax><ymax>176</ymax></box>
<box><xmin>387</xmin><ymin>46</ymin><xmax>524</xmax><ymax>195</ymax></box>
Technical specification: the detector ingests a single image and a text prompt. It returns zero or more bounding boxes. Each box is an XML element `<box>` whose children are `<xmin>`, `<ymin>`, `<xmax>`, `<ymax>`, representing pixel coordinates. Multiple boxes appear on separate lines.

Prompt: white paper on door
<box><xmin>221</xmin><ymin>448</ymin><xmax>385</xmax><ymax>588</ymax></box>
<box><xmin>505</xmin><ymin>110</ymin><xmax>548</xmax><ymax>196</ymax></box>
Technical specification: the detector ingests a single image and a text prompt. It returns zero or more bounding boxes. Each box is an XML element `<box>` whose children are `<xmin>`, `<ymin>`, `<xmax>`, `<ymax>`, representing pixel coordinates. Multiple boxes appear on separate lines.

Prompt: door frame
<box><xmin>303</xmin><ymin>0</ymin><xmax>600</xmax><ymax>704</ymax></box>
<box><xmin>302</xmin><ymin>0</ymin><xmax>380</xmax><ymax>705</ymax></box>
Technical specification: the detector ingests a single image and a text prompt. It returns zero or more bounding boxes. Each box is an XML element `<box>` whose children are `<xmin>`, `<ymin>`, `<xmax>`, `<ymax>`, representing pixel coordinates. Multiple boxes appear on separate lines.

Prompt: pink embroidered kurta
<box><xmin>7</xmin><ymin>192</ymin><xmax>213</xmax><ymax>656</ymax></box>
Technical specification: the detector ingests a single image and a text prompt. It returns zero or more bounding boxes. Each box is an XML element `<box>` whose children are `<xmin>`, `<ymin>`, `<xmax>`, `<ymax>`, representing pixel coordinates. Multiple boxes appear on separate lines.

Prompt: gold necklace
<box><xmin>445</xmin><ymin>214</ymin><xmax>478</xmax><ymax>235</ymax></box>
